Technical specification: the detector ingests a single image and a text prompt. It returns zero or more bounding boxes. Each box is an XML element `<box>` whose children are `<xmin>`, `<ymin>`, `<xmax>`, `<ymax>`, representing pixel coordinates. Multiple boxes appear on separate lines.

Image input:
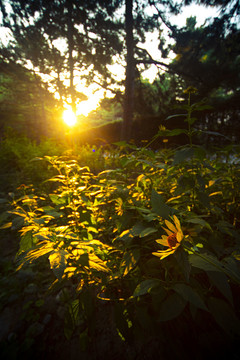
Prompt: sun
<box><xmin>63</xmin><ymin>109</ymin><xmax>77</xmax><ymax>126</ymax></box>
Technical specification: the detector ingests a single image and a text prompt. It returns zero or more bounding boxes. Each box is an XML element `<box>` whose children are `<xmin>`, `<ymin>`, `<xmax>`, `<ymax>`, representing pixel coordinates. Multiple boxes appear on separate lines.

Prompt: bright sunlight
<box><xmin>63</xmin><ymin>109</ymin><xmax>77</xmax><ymax>126</ymax></box>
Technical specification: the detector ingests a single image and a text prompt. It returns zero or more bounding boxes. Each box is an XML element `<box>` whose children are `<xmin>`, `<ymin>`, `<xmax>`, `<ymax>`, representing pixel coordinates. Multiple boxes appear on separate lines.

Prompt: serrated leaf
<box><xmin>18</xmin><ymin>231</ymin><xmax>33</xmax><ymax>254</ymax></box>
<box><xmin>16</xmin><ymin>241</ymin><xmax>54</xmax><ymax>270</ymax></box>
<box><xmin>133</xmin><ymin>279</ymin><xmax>161</xmax><ymax>297</ymax></box>
<box><xmin>49</xmin><ymin>194</ymin><xmax>66</xmax><ymax>205</ymax></box>
<box><xmin>49</xmin><ymin>250</ymin><xmax>68</xmax><ymax>280</ymax></box>
<box><xmin>159</xmin><ymin>293</ymin><xmax>186</xmax><ymax>321</ymax></box>
<box><xmin>173</xmin><ymin>148</ymin><xmax>194</xmax><ymax>165</ymax></box>
<box><xmin>88</xmin><ymin>253</ymin><xmax>109</xmax><ymax>272</ymax></box>
<box><xmin>121</xmin><ymin>249</ymin><xmax>140</xmax><ymax>276</ymax></box>
<box><xmin>172</xmin><ymin>283</ymin><xmax>207</xmax><ymax>311</ymax></box>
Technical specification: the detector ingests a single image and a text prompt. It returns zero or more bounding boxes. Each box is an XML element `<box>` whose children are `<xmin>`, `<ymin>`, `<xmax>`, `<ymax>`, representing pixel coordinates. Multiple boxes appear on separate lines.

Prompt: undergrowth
<box><xmin>1</xmin><ymin>92</ymin><xmax>240</xmax><ymax>359</ymax></box>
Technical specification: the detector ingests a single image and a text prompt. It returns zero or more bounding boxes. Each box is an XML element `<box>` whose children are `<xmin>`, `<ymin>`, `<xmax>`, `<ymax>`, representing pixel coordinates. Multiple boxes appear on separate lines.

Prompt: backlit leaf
<box><xmin>88</xmin><ymin>253</ymin><xmax>110</xmax><ymax>272</ymax></box>
<box><xmin>18</xmin><ymin>231</ymin><xmax>33</xmax><ymax>254</ymax></box>
<box><xmin>49</xmin><ymin>250</ymin><xmax>68</xmax><ymax>280</ymax></box>
<box><xmin>121</xmin><ymin>249</ymin><xmax>140</xmax><ymax>276</ymax></box>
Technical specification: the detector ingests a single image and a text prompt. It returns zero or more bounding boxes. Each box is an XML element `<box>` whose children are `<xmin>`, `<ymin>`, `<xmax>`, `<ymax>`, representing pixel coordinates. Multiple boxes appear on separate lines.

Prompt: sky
<box><xmin>0</xmin><ymin>2</ymin><xmax>220</xmax><ymax>116</ymax></box>
<box><xmin>78</xmin><ymin>3</ymin><xmax>220</xmax><ymax>116</ymax></box>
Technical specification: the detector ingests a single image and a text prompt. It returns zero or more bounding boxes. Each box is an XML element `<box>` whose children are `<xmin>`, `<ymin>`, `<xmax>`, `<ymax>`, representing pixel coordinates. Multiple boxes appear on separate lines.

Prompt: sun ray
<box><xmin>63</xmin><ymin>109</ymin><xmax>77</xmax><ymax>127</ymax></box>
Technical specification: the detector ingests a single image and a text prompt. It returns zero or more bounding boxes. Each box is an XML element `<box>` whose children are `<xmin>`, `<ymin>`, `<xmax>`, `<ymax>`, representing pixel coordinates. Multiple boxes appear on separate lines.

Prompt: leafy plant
<box><xmin>1</xmin><ymin>93</ymin><xmax>240</xmax><ymax>358</ymax></box>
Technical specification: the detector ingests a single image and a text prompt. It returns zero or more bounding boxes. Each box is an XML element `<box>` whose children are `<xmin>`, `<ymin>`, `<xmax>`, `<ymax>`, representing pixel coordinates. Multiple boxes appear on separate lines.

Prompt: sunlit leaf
<box><xmin>16</xmin><ymin>242</ymin><xmax>54</xmax><ymax>270</ymax></box>
<box><xmin>49</xmin><ymin>250</ymin><xmax>68</xmax><ymax>280</ymax></box>
<box><xmin>121</xmin><ymin>249</ymin><xmax>140</xmax><ymax>276</ymax></box>
<box><xmin>88</xmin><ymin>253</ymin><xmax>110</xmax><ymax>272</ymax></box>
<box><xmin>49</xmin><ymin>194</ymin><xmax>66</xmax><ymax>205</ymax></box>
<box><xmin>18</xmin><ymin>231</ymin><xmax>34</xmax><ymax>254</ymax></box>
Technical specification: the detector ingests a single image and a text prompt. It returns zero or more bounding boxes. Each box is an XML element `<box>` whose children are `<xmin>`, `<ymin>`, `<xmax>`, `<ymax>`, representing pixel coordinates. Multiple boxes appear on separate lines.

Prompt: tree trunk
<box><xmin>121</xmin><ymin>0</ymin><xmax>135</xmax><ymax>141</ymax></box>
<box><xmin>67</xmin><ymin>0</ymin><xmax>76</xmax><ymax>114</ymax></box>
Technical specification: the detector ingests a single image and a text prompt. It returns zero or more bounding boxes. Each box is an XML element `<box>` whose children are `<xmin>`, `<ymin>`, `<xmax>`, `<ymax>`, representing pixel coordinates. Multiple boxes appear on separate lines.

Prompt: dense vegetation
<box><xmin>0</xmin><ymin>93</ymin><xmax>240</xmax><ymax>359</ymax></box>
<box><xmin>0</xmin><ymin>0</ymin><xmax>240</xmax><ymax>359</ymax></box>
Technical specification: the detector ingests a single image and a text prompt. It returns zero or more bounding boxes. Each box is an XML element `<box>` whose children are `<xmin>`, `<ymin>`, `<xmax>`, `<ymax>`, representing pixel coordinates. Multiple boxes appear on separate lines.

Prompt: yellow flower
<box><xmin>152</xmin><ymin>215</ymin><xmax>184</xmax><ymax>260</ymax></box>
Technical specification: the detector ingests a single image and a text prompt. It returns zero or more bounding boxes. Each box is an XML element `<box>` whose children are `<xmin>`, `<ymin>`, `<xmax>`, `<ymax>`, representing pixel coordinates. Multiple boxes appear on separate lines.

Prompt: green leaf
<box><xmin>157</xmin><ymin>128</ymin><xmax>188</xmax><ymax>137</ymax></box>
<box><xmin>173</xmin><ymin>148</ymin><xmax>194</xmax><ymax>165</ymax></box>
<box><xmin>121</xmin><ymin>249</ymin><xmax>140</xmax><ymax>276</ymax></box>
<box><xmin>18</xmin><ymin>231</ymin><xmax>33</xmax><ymax>254</ymax></box>
<box><xmin>172</xmin><ymin>283</ymin><xmax>207</xmax><ymax>311</ymax></box>
<box><xmin>0</xmin><ymin>222</ymin><xmax>12</xmax><ymax>229</ymax></box>
<box><xmin>208</xmin><ymin>297</ymin><xmax>240</xmax><ymax>336</ymax></box>
<box><xmin>49</xmin><ymin>194</ymin><xmax>66</xmax><ymax>206</ymax></box>
<box><xmin>189</xmin><ymin>253</ymin><xmax>224</xmax><ymax>272</ymax></box>
<box><xmin>193</xmin><ymin>146</ymin><xmax>207</xmax><ymax>161</ymax></box>
<box><xmin>187</xmin><ymin>116</ymin><xmax>197</xmax><ymax>125</ymax></box>
<box><xmin>186</xmin><ymin>217</ymin><xmax>212</xmax><ymax>231</ymax></box>
<box><xmin>17</xmin><ymin>242</ymin><xmax>54</xmax><ymax>270</ymax></box>
<box><xmin>158</xmin><ymin>293</ymin><xmax>186</xmax><ymax>322</ymax></box>
<box><xmin>151</xmin><ymin>189</ymin><xmax>174</xmax><ymax>219</ymax></box>
<box><xmin>196</xmin><ymin>191</ymin><xmax>210</xmax><ymax>207</ymax></box>
<box><xmin>132</xmin><ymin>223</ymin><xmax>157</xmax><ymax>238</ymax></box>
<box><xmin>222</xmin><ymin>257</ymin><xmax>240</xmax><ymax>284</ymax></box>
<box><xmin>88</xmin><ymin>253</ymin><xmax>109</xmax><ymax>272</ymax></box>
<box><xmin>42</xmin><ymin>206</ymin><xmax>63</xmax><ymax>218</ymax></box>
<box><xmin>207</xmin><ymin>271</ymin><xmax>233</xmax><ymax>306</ymax></box>
<box><xmin>49</xmin><ymin>250</ymin><xmax>68</xmax><ymax>280</ymax></box>
<box><xmin>133</xmin><ymin>279</ymin><xmax>161</xmax><ymax>297</ymax></box>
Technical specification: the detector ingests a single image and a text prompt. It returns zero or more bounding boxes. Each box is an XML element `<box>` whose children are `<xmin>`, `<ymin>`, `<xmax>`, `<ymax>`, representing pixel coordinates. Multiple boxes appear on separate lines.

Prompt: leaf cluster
<box><xmin>1</xmin><ymin>130</ymin><xmax>240</xmax><ymax>355</ymax></box>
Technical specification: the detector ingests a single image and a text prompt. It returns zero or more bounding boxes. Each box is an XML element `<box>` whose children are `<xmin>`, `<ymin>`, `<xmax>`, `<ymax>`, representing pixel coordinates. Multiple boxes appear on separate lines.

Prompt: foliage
<box><xmin>1</xmin><ymin>95</ymin><xmax>240</xmax><ymax>358</ymax></box>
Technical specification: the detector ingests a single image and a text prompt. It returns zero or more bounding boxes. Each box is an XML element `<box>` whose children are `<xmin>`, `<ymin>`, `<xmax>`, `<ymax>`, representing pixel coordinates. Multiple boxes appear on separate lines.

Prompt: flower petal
<box><xmin>152</xmin><ymin>249</ymin><xmax>175</xmax><ymax>260</ymax></box>
<box><xmin>173</xmin><ymin>215</ymin><xmax>181</xmax><ymax>230</ymax></box>
<box><xmin>156</xmin><ymin>237</ymin><xmax>168</xmax><ymax>247</ymax></box>
<box><xmin>165</xmin><ymin>220</ymin><xmax>177</xmax><ymax>233</ymax></box>
<box><xmin>162</xmin><ymin>226</ymin><xmax>173</xmax><ymax>236</ymax></box>
<box><xmin>176</xmin><ymin>231</ymin><xmax>183</xmax><ymax>243</ymax></box>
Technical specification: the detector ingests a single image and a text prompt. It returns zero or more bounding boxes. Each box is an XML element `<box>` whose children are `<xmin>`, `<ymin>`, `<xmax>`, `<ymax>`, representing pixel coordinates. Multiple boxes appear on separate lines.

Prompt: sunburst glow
<box><xmin>63</xmin><ymin>109</ymin><xmax>77</xmax><ymax>126</ymax></box>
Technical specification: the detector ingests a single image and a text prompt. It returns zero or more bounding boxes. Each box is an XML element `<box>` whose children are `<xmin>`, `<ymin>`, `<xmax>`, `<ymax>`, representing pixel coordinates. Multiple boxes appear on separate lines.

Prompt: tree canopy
<box><xmin>0</xmin><ymin>0</ymin><xmax>239</xmax><ymax>143</ymax></box>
